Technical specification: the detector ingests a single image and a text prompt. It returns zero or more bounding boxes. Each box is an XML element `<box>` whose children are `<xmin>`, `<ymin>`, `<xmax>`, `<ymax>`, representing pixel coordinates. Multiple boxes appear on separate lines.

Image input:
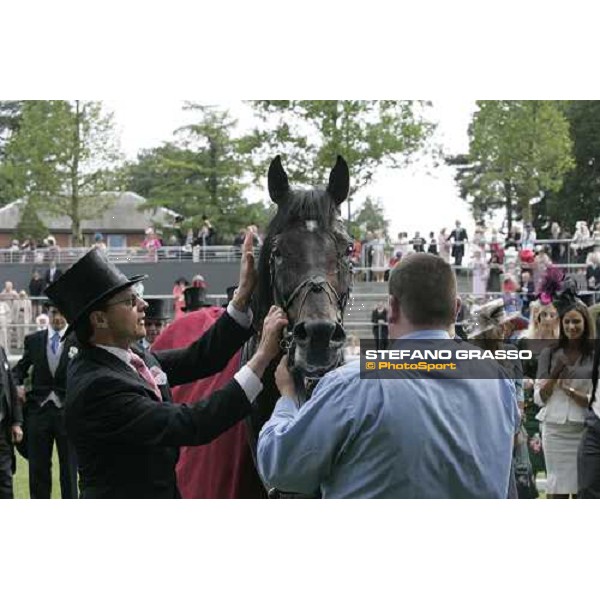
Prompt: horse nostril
<box><xmin>332</xmin><ymin>323</ymin><xmax>346</xmax><ymax>343</ymax></box>
<box><xmin>293</xmin><ymin>322</ymin><xmax>308</xmax><ymax>341</ymax></box>
<box><xmin>295</xmin><ymin>320</ymin><xmax>342</xmax><ymax>344</ymax></box>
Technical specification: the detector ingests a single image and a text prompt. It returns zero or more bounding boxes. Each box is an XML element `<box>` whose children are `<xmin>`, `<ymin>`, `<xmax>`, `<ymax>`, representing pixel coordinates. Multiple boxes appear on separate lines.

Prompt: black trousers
<box><xmin>373</xmin><ymin>327</ymin><xmax>388</xmax><ymax>351</ymax></box>
<box><xmin>27</xmin><ymin>402</ymin><xmax>78</xmax><ymax>499</ymax></box>
<box><xmin>577</xmin><ymin>409</ymin><xmax>600</xmax><ymax>498</ymax></box>
<box><xmin>0</xmin><ymin>426</ymin><xmax>14</xmax><ymax>499</ymax></box>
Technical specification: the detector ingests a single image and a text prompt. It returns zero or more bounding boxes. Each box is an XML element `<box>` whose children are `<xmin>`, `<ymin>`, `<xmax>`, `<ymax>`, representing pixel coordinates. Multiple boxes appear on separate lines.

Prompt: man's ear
<box><xmin>455</xmin><ymin>296</ymin><xmax>462</xmax><ymax>319</ymax></box>
<box><xmin>90</xmin><ymin>310</ymin><xmax>108</xmax><ymax>329</ymax></box>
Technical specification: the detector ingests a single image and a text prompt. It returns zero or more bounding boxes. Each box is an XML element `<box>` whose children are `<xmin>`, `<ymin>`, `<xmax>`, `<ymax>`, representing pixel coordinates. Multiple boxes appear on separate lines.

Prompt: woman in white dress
<box><xmin>370</xmin><ymin>230</ymin><xmax>386</xmax><ymax>283</ymax></box>
<box><xmin>534</xmin><ymin>289</ymin><xmax>594</xmax><ymax>498</ymax></box>
<box><xmin>14</xmin><ymin>290</ymin><xmax>33</xmax><ymax>349</ymax></box>
<box><xmin>471</xmin><ymin>248</ymin><xmax>488</xmax><ymax>298</ymax></box>
<box><xmin>438</xmin><ymin>228</ymin><xmax>451</xmax><ymax>262</ymax></box>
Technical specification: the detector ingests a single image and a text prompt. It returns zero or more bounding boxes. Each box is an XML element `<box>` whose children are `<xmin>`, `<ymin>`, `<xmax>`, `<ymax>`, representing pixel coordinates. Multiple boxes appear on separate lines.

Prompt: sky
<box><xmin>105</xmin><ymin>99</ymin><xmax>478</xmax><ymax>239</ymax></box>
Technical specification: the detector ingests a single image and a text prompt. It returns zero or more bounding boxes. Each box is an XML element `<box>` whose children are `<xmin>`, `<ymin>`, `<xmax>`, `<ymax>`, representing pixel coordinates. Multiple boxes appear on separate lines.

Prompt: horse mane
<box><xmin>253</xmin><ymin>188</ymin><xmax>344</xmax><ymax>326</ymax></box>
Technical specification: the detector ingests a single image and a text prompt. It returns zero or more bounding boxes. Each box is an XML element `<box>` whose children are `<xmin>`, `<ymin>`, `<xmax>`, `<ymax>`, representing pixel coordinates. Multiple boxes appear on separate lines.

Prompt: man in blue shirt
<box><xmin>257</xmin><ymin>253</ymin><xmax>520</xmax><ymax>498</ymax></box>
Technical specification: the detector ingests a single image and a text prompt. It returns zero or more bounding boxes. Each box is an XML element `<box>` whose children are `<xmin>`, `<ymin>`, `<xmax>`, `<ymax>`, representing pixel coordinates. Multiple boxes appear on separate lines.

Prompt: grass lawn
<box><xmin>13</xmin><ymin>447</ymin><xmax>62</xmax><ymax>499</ymax></box>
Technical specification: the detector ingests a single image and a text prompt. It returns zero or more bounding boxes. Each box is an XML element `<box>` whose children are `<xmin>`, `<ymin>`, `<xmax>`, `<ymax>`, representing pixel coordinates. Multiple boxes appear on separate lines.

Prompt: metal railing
<box><xmin>0</xmin><ymin>245</ymin><xmax>251</xmax><ymax>265</ymax></box>
<box><xmin>2</xmin><ymin>236</ymin><xmax>599</xmax><ymax>266</ymax></box>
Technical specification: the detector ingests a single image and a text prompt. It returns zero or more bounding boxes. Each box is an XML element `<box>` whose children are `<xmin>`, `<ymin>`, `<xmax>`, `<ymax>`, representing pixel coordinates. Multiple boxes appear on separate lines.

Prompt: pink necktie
<box><xmin>128</xmin><ymin>351</ymin><xmax>162</xmax><ymax>401</ymax></box>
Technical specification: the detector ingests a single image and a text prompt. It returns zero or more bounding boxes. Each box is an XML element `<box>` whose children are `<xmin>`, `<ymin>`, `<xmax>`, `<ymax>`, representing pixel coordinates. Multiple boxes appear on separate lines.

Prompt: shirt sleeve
<box><xmin>256</xmin><ymin>369</ymin><xmax>355</xmax><ymax>495</ymax></box>
<box><xmin>233</xmin><ymin>365</ymin><xmax>263</xmax><ymax>404</ymax></box>
<box><xmin>227</xmin><ymin>301</ymin><xmax>253</xmax><ymax>329</ymax></box>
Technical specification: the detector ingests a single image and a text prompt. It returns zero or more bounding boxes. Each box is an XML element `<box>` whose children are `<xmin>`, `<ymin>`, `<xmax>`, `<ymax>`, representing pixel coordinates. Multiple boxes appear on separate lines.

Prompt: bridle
<box><xmin>267</xmin><ymin>230</ymin><xmax>352</xmax><ymax>398</ymax></box>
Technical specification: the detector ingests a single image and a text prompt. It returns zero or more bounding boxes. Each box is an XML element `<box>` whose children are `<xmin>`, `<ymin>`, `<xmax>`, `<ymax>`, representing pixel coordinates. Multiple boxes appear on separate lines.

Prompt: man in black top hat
<box><xmin>140</xmin><ymin>298</ymin><xmax>171</xmax><ymax>348</ymax></box>
<box><xmin>12</xmin><ymin>302</ymin><xmax>79</xmax><ymax>498</ymax></box>
<box><xmin>182</xmin><ymin>285</ymin><xmax>210</xmax><ymax>313</ymax></box>
<box><xmin>45</xmin><ymin>234</ymin><xmax>287</xmax><ymax>498</ymax></box>
<box><xmin>0</xmin><ymin>343</ymin><xmax>22</xmax><ymax>499</ymax></box>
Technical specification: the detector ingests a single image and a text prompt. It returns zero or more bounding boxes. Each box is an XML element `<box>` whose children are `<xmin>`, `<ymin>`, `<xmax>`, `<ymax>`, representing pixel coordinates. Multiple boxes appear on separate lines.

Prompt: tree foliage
<box><xmin>455</xmin><ymin>101</ymin><xmax>574</xmax><ymax>227</ymax></box>
<box><xmin>243</xmin><ymin>101</ymin><xmax>436</xmax><ymax>194</ymax></box>
<box><xmin>351</xmin><ymin>197</ymin><xmax>390</xmax><ymax>240</ymax></box>
<box><xmin>2</xmin><ymin>100</ymin><xmax>122</xmax><ymax>245</ymax></box>
<box><xmin>123</xmin><ymin>104</ymin><xmax>272</xmax><ymax>241</ymax></box>
<box><xmin>545</xmin><ymin>101</ymin><xmax>600</xmax><ymax>225</ymax></box>
<box><xmin>0</xmin><ymin>101</ymin><xmax>25</xmax><ymax>206</ymax></box>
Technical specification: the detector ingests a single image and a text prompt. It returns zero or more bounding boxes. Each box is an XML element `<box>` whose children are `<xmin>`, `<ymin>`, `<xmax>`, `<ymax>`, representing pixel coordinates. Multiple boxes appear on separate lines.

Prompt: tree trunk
<box><xmin>208</xmin><ymin>137</ymin><xmax>217</xmax><ymax>207</ymax></box>
<box><xmin>71</xmin><ymin>100</ymin><xmax>82</xmax><ymax>246</ymax></box>
<box><xmin>504</xmin><ymin>180</ymin><xmax>513</xmax><ymax>233</ymax></box>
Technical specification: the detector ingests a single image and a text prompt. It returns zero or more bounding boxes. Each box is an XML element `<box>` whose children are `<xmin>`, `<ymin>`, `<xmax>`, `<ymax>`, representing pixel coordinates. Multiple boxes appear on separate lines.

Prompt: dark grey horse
<box><xmin>245</xmin><ymin>155</ymin><xmax>353</xmax><ymax>468</ymax></box>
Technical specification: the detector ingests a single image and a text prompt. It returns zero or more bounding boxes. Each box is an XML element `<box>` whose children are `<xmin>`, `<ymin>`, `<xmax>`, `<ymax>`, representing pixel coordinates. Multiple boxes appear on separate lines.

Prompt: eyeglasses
<box><xmin>105</xmin><ymin>294</ymin><xmax>142</xmax><ymax>309</ymax></box>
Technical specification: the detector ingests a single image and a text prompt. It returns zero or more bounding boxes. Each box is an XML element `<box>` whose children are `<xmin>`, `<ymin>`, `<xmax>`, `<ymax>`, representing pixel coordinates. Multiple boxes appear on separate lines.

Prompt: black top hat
<box><xmin>182</xmin><ymin>286</ymin><xmax>209</xmax><ymax>312</ymax></box>
<box><xmin>144</xmin><ymin>298</ymin><xmax>170</xmax><ymax>322</ymax></box>
<box><xmin>45</xmin><ymin>248</ymin><xmax>147</xmax><ymax>337</ymax></box>
<box><xmin>222</xmin><ymin>286</ymin><xmax>237</xmax><ymax>307</ymax></box>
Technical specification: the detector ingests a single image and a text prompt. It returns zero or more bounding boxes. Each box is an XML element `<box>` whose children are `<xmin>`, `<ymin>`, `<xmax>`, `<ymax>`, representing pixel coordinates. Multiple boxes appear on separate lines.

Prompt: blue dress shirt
<box><xmin>257</xmin><ymin>330</ymin><xmax>520</xmax><ymax>498</ymax></box>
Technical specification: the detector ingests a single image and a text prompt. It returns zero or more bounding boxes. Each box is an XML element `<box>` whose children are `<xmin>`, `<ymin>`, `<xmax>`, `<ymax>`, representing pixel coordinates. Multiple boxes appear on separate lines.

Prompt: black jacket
<box><xmin>65</xmin><ymin>311</ymin><xmax>253</xmax><ymax>499</ymax></box>
<box><xmin>12</xmin><ymin>330</ymin><xmax>76</xmax><ymax>405</ymax></box>
<box><xmin>1</xmin><ymin>345</ymin><xmax>22</xmax><ymax>429</ymax></box>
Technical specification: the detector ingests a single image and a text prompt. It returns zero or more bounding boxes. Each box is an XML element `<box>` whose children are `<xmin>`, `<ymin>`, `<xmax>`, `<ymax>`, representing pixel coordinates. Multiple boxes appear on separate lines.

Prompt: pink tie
<box><xmin>128</xmin><ymin>351</ymin><xmax>162</xmax><ymax>401</ymax></box>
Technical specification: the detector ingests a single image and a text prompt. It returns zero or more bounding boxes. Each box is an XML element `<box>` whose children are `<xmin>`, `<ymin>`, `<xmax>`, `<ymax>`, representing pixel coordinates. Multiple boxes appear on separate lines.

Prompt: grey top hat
<box><xmin>45</xmin><ymin>248</ymin><xmax>147</xmax><ymax>337</ymax></box>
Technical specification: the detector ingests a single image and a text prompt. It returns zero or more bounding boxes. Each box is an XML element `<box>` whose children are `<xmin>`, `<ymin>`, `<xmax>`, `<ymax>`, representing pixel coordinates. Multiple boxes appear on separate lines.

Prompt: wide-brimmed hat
<box><xmin>467</xmin><ymin>299</ymin><xmax>528</xmax><ymax>339</ymax></box>
<box><xmin>45</xmin><ymin>248</ymin><xmax>146</xmax><ymax>338</ymax></box>
<box><xmin>182</xmin><ymin>286</ymin><xmax>209</xmax><ymax>312</ymax></box>
<box><xmin>144</xmin><ymin>298</ymin><xmax>170</xmax><ymax>322</ymax></box>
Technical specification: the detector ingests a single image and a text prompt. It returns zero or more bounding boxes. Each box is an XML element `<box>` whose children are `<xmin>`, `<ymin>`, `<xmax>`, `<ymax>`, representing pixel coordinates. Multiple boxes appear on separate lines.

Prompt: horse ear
<box><xmin>268</xmin><ymin>155</ymin><xmax>290</xmax><ymax>204</ymax></box>
<box><xmin>327</xmin><ymin>155</ymin><xmax>350</xmax><ymax>205</ymax></box>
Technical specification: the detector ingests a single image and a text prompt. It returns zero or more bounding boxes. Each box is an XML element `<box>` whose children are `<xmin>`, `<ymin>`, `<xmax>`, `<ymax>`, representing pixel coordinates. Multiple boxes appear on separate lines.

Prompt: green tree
<box><xmin>457</xmin><ymin>101</ymin><xmax>574</xmax><ymax>229</ymax></box>
<box><xmin>243</xmin><ymin>100</ymin><xmax>435</xmax><ymax>224</ymax></box>
<box><xmin>351</xmin><ymin>197</ymin><xmax>389</xmax><ymax>240</ymax></box>
<box><xmin>0</xmin><ymin>101</ymin><xmax>24</xmax><ymax>157</ymax></box>
<box><xmin>546</xmin><ymin>101</ymin><xmax>600</xmax><ymax>226</ymax></box>
<box><xmin>16</xmin><ymin>198</ymin><xmax>48</xmax><ymax>242</ymax></box>
<box><xmin>3</xmin><ymin>100</ymin><xmax>122</xmax><ymax>245</ymax></box>
<box><xmin>0</xmin><ymin>101</ymin><xmax>25</xmax><ymax>206</ymax></box>
<box><xmin>124</xmin><ymin>104</ymin><xmax>271</xmax><ymax>241</ymax></box>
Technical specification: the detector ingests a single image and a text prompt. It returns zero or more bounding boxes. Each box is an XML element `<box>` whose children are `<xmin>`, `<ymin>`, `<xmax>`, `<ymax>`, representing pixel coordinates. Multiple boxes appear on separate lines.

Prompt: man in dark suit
<box><xmin>371</xmin><ymin>302</ymin><xmax>389</xmax><ymax>351</ymax></box>
<box><xmin>447</xmin><ymin>220</ymin><xmax>469</xmax><ymax>267</ymax></box>
<box><xmin>137</xmin><ymin>297</ymin><xmax>171</xmax><ymax>349</ymax></box>
<box><xmin>12</xmin><ymin>303</ymin><xmax>78</xmax><ymax>498</ymax></box>
<box><xmin>0</xmin><ymin>344</ymin><xmax>23</xmax><ymax>499</ymax></box>
<box><xmin>45</xmin><ymin>235</ymin><xmax>287</xmax><ymax>498</ymax></box>
<box><xmin>43</xmin><ymin>261</ymin><xmax>63</xmax><ymax>291</ymax></box>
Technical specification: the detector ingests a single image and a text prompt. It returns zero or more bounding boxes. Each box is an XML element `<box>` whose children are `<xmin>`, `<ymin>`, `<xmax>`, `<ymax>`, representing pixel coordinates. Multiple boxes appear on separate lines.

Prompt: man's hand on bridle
<box><xmin>275</xmin><ymin>354</ymin><xmax>296</xmax><ymax>399</ymax></box>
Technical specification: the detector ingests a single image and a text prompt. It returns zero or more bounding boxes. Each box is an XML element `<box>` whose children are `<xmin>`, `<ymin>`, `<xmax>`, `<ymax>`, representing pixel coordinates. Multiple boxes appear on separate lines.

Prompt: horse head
<box><xmin>256</xmin><ymin>155</ymin><xmax>353</xmax><ymax>381</ymax></box>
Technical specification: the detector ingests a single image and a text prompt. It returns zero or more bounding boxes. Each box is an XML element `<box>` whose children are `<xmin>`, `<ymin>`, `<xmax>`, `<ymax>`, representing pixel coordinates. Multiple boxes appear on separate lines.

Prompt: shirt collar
<box><xmin>95</xmin><ymin>344</ymin><xmax>134</xmax><ymax>369</ymax></box>
<box><xmin>49</xmin><ymin>326</ymin><xmax>68</xmax><ymax>339</ymax></box>
<box><xmin>397</xmin><ymin>329</ymin><xmax>451</xmax><ymax>341</ymax></box>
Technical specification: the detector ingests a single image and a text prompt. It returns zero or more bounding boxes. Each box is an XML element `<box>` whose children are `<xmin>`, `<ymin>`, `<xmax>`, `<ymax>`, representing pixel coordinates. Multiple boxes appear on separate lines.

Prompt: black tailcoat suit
<box><xmin>12</xmin><ymin>330</ymin><xmax>79</xmax><ymax>498</ymax></box>
<box><xmin>448</xmin><ymin>227</ymin><xmax>468</xmax><ymax>265</ymax></box>
<box><xmin>0</xmin><ymin>345</ymin><xmax>22</xmax><ymax>498</ymax></box>
<box><xmin>66</xmin><ymin>311</ymin><xmax>253</xmax><ymax>499</ymax></box>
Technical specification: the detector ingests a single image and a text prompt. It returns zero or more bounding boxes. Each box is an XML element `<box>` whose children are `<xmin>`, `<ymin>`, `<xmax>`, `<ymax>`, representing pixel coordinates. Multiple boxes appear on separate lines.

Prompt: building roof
<box><xmin>0</xmin><ymin>192</ymin><xmax>180</xmax><ymax>232</ymax></box>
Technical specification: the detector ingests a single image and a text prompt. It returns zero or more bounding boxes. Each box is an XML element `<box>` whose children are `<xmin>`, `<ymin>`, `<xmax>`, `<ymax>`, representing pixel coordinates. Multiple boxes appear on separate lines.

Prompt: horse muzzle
<box><xmin>291</xmin><ymin>319</ymin><xmax>346</xmax><ymax>376</ymax></box>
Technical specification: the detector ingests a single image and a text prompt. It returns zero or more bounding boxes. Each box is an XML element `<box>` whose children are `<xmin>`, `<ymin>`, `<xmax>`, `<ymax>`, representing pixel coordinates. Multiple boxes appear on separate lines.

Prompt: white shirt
<box><xmin>42</xmin><ymin>326</ymin><xmax>68</xmax><ymax>408</ymax></box>
<box><xmin>97</xmin><ymin>301</ymin><xmax>262</xmax><ymax>403</ymax></box>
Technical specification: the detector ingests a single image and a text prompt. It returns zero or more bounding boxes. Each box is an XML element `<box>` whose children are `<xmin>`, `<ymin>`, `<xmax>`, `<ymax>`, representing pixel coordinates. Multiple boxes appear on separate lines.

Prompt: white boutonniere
<box><xmin>68</xmin><ymin>346</ymin><xmax>79</xmax><ymax>359</ymax></box>
<box><xmin>149</xmin><ymin>366</ymin><xmax>168</xmax><ymax>386</ymax></box>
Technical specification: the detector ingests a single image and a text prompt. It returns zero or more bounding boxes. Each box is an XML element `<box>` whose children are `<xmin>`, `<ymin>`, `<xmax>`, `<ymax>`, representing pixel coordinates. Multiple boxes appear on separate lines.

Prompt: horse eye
<box><xmin>346</xmin><ymin>243</ymin><xmax>354</xmax><ymax>256</ymax></box>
